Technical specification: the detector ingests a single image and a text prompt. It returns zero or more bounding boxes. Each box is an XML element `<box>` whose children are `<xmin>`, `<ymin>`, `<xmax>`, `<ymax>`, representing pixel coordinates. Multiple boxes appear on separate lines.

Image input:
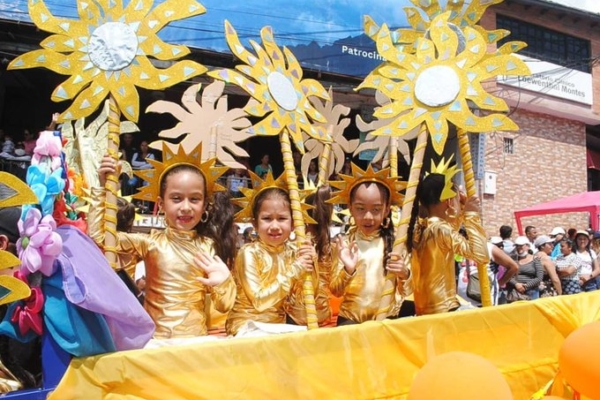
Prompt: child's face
<box><xmin>349</xmin><ymin>184</ymin><xmax>390</xmax><ymax>236</ymax></box>
<box><xmin>158</xmin><ymin>170</ymin><xmax>206</xmax><ymax>231</ymax></box>
<box><xmin>254</xmin><ymin>197</ymin><xmax>292</xmax><ymax>247</ymax></box>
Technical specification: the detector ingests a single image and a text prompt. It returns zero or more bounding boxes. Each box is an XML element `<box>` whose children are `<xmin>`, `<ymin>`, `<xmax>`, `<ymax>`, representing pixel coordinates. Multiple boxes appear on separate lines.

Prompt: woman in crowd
<box><xmin>573</xmin><ymin>230</ymin><xmax>600</xmax><ymax>292</ymax></box>
<box><xmin>506</xmin><ymin>236</ymin><xmax>544</xmax><ymax>301</ymax></box>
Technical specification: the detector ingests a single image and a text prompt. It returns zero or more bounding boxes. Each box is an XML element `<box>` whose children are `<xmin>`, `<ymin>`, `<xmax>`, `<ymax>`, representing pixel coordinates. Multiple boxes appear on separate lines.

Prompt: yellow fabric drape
<box><xmin>49</xmin><ymin>292</ymin><xmax>600</xmax><ymax>400</ymax></box>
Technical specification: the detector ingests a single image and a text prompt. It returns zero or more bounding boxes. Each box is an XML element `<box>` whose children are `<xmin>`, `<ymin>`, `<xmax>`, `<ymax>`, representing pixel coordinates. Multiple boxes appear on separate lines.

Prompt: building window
<box><xmin>503</xmin><ymin>137</ymin><xmax>514</xmax><ymax>154</ymax></box>
<box><xmin>496</xmin><ymin>15</ymin><xmax>591</xmax><ymax>73</ymax></box>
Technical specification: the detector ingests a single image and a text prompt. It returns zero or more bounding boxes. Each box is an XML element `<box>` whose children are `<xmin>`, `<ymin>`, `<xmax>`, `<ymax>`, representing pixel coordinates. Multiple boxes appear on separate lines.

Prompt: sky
<box><xmin>542</xmin><ymin>0</ymin><xmax>600</xmax><ymax>14</ymax></box>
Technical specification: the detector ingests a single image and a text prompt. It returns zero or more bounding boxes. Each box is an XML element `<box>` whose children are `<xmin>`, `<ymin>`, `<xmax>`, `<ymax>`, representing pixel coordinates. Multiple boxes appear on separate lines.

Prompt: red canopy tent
<box><xmin>514</xmin><ymin>191</ymin><xmax>600</xmax><ymax>234</ymax></box>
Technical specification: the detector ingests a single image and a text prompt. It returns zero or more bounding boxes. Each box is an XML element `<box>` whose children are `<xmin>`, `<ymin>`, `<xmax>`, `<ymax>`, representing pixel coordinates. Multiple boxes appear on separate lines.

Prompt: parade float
<box><xmin>1</xmin><ymin>0</ymin><xmax>599</xmax><ymax>399</ymax></box>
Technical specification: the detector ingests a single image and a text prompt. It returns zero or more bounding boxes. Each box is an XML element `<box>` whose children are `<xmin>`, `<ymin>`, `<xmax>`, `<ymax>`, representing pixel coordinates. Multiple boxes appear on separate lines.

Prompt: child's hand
<box><xmin>136</xmin><ymin>276</ymin><xmax>146</xmax><ymax>291</ymax></box>
<box><xmin>193</xmin><ymin>251</ymin><xmax>231</xmax><ymax>287</ymax></box>
<box><xmin>386</xmin><ymin>252</ymin><xmax>409</xmax><ymax>280</ymax></box>
<box><xmin>296</xmin><ymin>241</ymin><xmax>316</xmax><ymax>272</ymax></box>
<box><xmin>98</xmin><ymin>154</ymin><xmax>119</xmax><ymax>186</ymax></box>
<box><xmin>336</xmin><ymin>235</ymin><xmax>358</xmax><ymax>274</ymax></box>
<box><xmin>463</xmin><ymin>195</ymin><xmax>481</xmax><ymax>213</ymax></box>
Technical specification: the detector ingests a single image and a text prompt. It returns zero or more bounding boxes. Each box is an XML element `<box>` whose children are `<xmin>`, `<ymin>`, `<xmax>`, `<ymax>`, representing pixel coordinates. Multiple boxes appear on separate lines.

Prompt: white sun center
<box><xmin>414</xmin><ymin>65</ymin><xmax>460</xmax><ymax>107</ymax></box>
<box><xmin>88</xmin><ymin>22</ymin><xmax>138</xmax><ymax>71</ymax></box>
<box><xmin>267</xmin><ymin>71</ymin><xmax>298</xmax><ymax>111</ymax></box>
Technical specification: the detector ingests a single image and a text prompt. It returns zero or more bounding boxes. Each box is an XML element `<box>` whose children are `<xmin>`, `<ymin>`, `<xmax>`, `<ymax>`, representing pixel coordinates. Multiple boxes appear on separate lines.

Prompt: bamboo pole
<box><xmin>280</xmin><ymin>131</ymin><xmax>318</xmax><ymax>330</ymax></box>
<box><xmin>458</xmin><ymin>128</ymin><xmax>492</xmax><ymax>307</ymax></box>
<box><xmin>389</xmin><ymin>137</ymin><xmax>398</xmax><ymax>178</ymax></box>
<box><xmin>375</xmin><ymin>124</ymin><xmax>428</xmax><ymax>320</ymax></box>
<box><xmin>104</xmin><ymin>95</ymin><xmax>121</xmax><ymax>269</ymax></box>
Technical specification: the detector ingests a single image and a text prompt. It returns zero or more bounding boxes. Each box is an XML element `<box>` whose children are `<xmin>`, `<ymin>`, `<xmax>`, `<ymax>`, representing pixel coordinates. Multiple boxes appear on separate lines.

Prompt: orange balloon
<box><xmin>559</xmin><ymin>321</ymin><xmax>600</xmax><ymax>399</ymax></box>
<box><xmin>408</xmin><ymin>351</ymin><xmax>512</xmax><ymax>400</ymax></box>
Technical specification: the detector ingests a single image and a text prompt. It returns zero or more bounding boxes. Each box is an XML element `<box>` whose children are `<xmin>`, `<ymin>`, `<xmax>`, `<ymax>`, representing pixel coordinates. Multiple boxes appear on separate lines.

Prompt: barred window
<box><xmin>497</xmin><ymin>15</ymin><xmax>591</xmax><ymax>73</ymax></box>
<box><xmin>503</xmin><ymin>137</ymin><xmax>514</xmax><ymax>154</ymax></box>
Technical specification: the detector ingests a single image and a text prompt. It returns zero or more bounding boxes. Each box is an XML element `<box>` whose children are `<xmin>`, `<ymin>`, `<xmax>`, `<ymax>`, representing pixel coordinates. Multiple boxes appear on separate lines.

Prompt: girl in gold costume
<box><xmin>89</xmin><ymin>142</ymin><xmax>236</xmax><ymax>338</ymax></box>
<box><xmin>225</xmin><ymin>172</ymin><xmax>319</xmax><ymax>336</ymax></box>
<box><xmin>329</xmin><ymin>164</ymin><xmax>411</xmax><ymax>325</ymax></box>
<box><xmin>410</xmin><ymin>158</ymin><xmax>489</xmax><ymax>315</ymax></box>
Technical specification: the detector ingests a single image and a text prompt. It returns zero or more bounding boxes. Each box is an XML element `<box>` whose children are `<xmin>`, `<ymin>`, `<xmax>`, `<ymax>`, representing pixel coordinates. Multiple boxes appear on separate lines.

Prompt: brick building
<box><xmin>478</xmin><ymin>0</ymin><xmax>600</xmax><ymax>236</ymax></box>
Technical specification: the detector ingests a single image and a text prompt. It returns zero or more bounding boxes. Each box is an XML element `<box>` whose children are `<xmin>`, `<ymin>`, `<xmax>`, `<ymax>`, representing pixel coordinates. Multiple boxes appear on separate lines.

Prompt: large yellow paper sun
<box><xmin>357</xmin><ymin>12</ymin><xmax>529</xmax><ymax>155</ymax></box>
<box><xmin>8</xmin><ymin>0</ymin><xmax>207</xmax><ymax>122</ymax></box>
<box><xmin>365</xmin><ymin>0</ymin><xmax>512</xmax><ymax>51</ymax></box>
<box><xmin>208</xmin><ymin>21</ymin><xmax>332</xmax><ymax>152</ymax></box>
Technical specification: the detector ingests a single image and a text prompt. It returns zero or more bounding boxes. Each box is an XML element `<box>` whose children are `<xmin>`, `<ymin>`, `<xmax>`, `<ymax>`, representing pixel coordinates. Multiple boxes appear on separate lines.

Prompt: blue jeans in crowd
<box><xmin>526</xmin><ymin>288</ymin><xmax>540</xmax><ymax>300</ymax></box>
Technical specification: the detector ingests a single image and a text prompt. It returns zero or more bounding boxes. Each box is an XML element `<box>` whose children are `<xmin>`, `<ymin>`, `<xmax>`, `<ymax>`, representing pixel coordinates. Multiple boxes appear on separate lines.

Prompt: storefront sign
<box><xmin>498</xmin><ymin>55</ymin><xmax>593</xmax><ymax>105</ymax></box>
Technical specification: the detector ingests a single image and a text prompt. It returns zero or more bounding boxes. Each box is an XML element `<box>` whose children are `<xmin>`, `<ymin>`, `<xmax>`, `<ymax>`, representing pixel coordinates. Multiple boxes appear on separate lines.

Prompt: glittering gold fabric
<box><xmin>117</xmin><ymin>252</ymin><xmax>140</xmax><ymax>280</ymax></box>
<box><xmin>285</xmin><ymin>249</ymin><xmax>332</xmax><ymax>326</ymax></box>
<box><xmin>330</xmin><ymin>229</ymin><xmax>410</xmax><ymax>323</ymax></box>
<box><xmin>89</xmin><ymin>188</ymin><xmax>236</xmax><ymax>338</ymax></box>
<box><xmin>225</xmin><ymin>240</ymin><xmax>305</xmax><ymax>336</ymax></box>
<box><xmin>412</xmin><ymin>212</ymin><xmax>489</xmax><ymax>315</ymax></box>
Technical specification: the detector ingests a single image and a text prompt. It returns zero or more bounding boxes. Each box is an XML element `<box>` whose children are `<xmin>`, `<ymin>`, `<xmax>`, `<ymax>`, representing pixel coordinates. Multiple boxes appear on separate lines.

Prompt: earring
<box><xmin>289</xmin><ymin>231</ymin><xmax>296</xmax><ymax>241</ymax></box>
<box><xmin>200</xmin><ymin>210</ymin><xmax>209</xmax><ymax>223</ymax></box>
<box><xmin>381</xmin><ymin>217</ymin><xmax>390</xmax><ymax>229</ymax></box>
<box><xmin>154</xmin><ymin>206</ymin><xmax>166</xmax><ymax>228</ymax></box>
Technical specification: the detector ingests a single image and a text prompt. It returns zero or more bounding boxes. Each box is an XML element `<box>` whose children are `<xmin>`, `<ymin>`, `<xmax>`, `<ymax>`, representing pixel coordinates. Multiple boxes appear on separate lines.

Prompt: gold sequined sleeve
<box><xmin>329</xmin><ymin>240</ymin><xmax>356</xmax><ymax>298</ymax></box>
<box><xmin>209</xmin><ymin>275</ymin><xmax>236</xmax><ymax>314</ymax></box>
<box><xmin>446</xmin><ymin>211</ymin><xmax>489</xmax><ymax>265</ymax></box>
<box><xmin>316</xmin><ymin>252</ymin><xmax>334</xmax><ymax>322</ymax></box>
<box><xmin>236</xmin><ymin>246</ymin><xmax>305</xmax><ymax>313</ymax></box>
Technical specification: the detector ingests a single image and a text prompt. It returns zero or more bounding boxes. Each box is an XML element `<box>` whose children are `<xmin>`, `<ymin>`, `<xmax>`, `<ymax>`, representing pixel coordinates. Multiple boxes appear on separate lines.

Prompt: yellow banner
<box><xmin>50</xmin><ymin>292</ymin><xmax>600</xmax><ymax>399</ymax></box>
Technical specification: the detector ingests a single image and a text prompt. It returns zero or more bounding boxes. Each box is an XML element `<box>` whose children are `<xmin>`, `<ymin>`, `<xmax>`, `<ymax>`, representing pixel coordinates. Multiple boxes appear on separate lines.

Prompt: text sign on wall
<box><xmin>498</xmin><ymin>55</ymin><xmax>592</xmax><ymax>105</ymax></box>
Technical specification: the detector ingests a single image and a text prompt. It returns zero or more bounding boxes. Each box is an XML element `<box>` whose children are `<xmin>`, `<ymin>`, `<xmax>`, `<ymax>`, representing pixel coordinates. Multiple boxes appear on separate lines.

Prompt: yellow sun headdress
<box><xmin>133</xmin><ymin>141</ymin><xmax>228</xmax><ymax>202</ymax></box>
<box><xmin>234</xmin><ymin>170</ymin><xmax>315</xmax><ymax>224</ymax></box>
<box><xmin>425</xmin><ymin>157</ymin><xmax>461</xmax><ymax>201</ymax></box>
<box><xmin>328</xmin><ymin>163</ymin><xmax>406</xmax><ymax>206</ymax></box>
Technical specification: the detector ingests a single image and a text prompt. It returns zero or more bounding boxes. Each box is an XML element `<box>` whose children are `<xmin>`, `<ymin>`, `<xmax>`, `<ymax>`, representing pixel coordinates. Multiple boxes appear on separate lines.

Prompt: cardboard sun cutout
<box><xmin>146</xmin><ymin>81</ymin><xmax>253</xmax><ymax>169</ymax></box>
<box><xmin>9</xmin><ymin>0</ymin><xmax>208</xmax><ymax>123</ymax></box>
<box><xmin>355</xmin><ymin>90</ymin><xmax>416</xmax><ymax>167</ymax></box>
<box><xmin>365</xmin><ymin>0</ymin><xmax>511</xmax><ymax>52</ymax></box>
<box><xmin>208</xmin><ymin>21</ymin><xmax>332</xmax><ymax>153</ymax></box>
<box><xmin>358</xmin><ymin>12</ymin><xmax>529</xmax><ymax>155</ymax></box>
<box><xmin>301</xmin><ymin>88</ymin><xmax>358</xmax><ymax>182</ymax></box>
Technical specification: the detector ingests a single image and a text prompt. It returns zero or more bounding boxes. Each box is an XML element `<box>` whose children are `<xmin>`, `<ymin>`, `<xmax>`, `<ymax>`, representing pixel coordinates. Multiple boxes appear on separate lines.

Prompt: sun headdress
<box><xmin>425</xmin><ymin>157</ymin><xmax>461</xmax><ymax>201</ymax></box>
<box><xmin>329</xmin><ymin>163</ymin><xmax>406</xmax><ymax>207</ymax></box>
<box><xmin>133</xmin><ymin>141</ymin><xmax>228</xmax><ymax>203</ymax></box>
<box><xmin>233</xmin><ymin>170</ymin><xmax>315</xmax><ymax>225</ymax></box>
